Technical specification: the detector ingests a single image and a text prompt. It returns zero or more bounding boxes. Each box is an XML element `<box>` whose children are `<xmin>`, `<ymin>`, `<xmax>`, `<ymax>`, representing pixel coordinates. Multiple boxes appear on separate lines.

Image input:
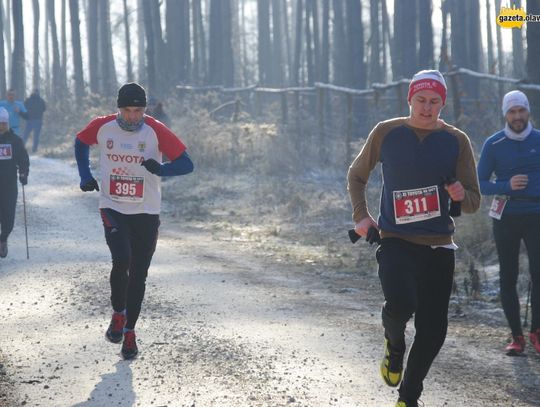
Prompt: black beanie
<box><xmin>117</xmin><ymin>83</ymin><xmax>147</xmax><ymax>108</ymax></box>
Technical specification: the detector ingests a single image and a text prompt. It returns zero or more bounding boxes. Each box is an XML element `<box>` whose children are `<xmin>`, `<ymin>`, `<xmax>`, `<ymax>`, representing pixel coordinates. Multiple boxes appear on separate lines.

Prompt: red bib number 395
<box><xmin>109</xmin><ymin>175</ymin><xmax>144</xmax><ymax>202</ymax></box>
<box><xmin>393</xmin><ymin>185</ymin><xmax>441</xmax><ymax>224</ymax></box>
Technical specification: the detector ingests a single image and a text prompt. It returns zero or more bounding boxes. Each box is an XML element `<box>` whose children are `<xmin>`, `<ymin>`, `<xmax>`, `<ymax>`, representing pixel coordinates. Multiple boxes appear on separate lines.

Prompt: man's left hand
<box><xmin>445</xmin><ymin>180</ymin><xmax>465</xmax><ymax>202</ymax></box>
<box><xmin>19</xmin><ymin>173</ymin><xmax>28</xmax><ymax>185</ymax></box>
<box><xmin>141</xmin><ymin>159</ymin><xmax>162</xmax><ymax>175</ymax></box>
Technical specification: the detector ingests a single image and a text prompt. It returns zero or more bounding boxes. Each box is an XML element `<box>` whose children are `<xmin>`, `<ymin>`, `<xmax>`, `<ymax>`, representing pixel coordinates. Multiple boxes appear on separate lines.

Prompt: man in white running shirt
<box><xmin>75</xmin><ymin>83</ymin><xmax>194</xmax><ymax>359</ymax></box>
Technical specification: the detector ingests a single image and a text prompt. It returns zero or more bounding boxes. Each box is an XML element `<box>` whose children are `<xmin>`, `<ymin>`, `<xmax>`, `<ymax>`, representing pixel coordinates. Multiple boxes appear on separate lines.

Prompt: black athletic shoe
<box><xmin>105</xmin><ymin>312</ymin><xmax>126</xmax><ymax>343</ymax></box>
<box><xmin>121</xmin><ymin>330</ymin><xmax>138</xmax><ymax>360</ymax></box>
<box><xmin>0</xmin><ymin>241</ymin><xmax>7</xmax><ymax>258</ymax></box>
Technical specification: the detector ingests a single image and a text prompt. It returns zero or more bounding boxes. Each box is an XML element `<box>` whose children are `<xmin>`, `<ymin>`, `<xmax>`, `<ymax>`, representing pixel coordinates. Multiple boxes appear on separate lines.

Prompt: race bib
<box><xmin>109</xmin><ymin>175</ymin><xmax>144</xmax><ymax>202</ymax></box>
<box><xmin>393</xmin><ymin>185</ymin><xmax>441</xmax><ymax>224</ymax></box>
<box><xmin>488</xmin><ymin>196</ymin><xmax>507</xmax><ymax>220</ymax></box>
<box><xmin>0</xmin><ymin>144</ymin><xmax>13</xmax><ymax>160</ymax></box>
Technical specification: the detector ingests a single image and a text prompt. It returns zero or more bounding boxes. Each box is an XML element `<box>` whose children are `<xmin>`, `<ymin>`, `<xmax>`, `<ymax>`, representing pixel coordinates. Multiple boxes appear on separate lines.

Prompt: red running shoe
<box><xmin>121</xmin><ymin>330</ymin><xmax>138</xmax><ymax>360</ymax></box>
<box><xmin>505</xmin><ymin>335</ymin><xmax>525</xmax><ymax>356</ymax></box>
<box><xmin>105</xmin><ymin>312</ymin><xmax>126</xmax><ymax>344</ymax></box>
<box><xmin>529</xmin><ymin>329</ymin><xmax>540</xmax><ymax>354</ymax></box>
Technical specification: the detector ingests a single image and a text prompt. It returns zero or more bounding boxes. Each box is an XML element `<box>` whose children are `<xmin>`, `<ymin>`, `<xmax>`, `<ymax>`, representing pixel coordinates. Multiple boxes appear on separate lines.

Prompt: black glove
<box><xmin>141</xmin><ymin>158</ymin><xmax>162</xmax><ymax>175</ymax></box>
<box><xmin>19</xmin><ymin>173</ymin><xmax>28</xmax><ymax>185</ymax></box>
<box><xmin>80</xmin><ymin>178</ymin><xmax>100</xmax><ymax>192</ymax></box>
<box><xmin>366</xmin><ymin>226</ymin><xmax>381</xmax><ymax>245</ymax></box>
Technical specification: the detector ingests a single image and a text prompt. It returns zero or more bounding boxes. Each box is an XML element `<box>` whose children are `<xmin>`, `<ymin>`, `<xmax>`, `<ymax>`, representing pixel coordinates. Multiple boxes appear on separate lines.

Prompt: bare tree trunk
<box><xmin>418</xmin><ymin>0</ymin><xmax>433</xmax><ymax>69</ymax></box>
<box><xmin>123</xmin><ymin>0</ymin><xmax>134</xmax><ymax>81</ymax></box>
<box><xmin>494</xmin><ymin>0</ymin><xmax>504</xmax><ymax>76</ymax></box>
<box><xmin>512</xmin><ymin>0</ymin><xmax>525</xmax><ymax>78</ymax></box>
<box><xmin>369</xmin><ymin>0</ymin><xmax>381</xmax><ymax>84</ymax></box>
<box><xmin>292</xmin><ymin>0</ymin><xmax>303</xmax><ymax>85</ymax></box>
<box><xmin>87</xmin><ymin>1</ymin><xmax>98</xmax><ymax>93</ymax></box>
<box><xmin>394</xmin><ymin>0</ymin><xmax>416</xmax><ymax>78</ymax></box>
<box><xmin>142</xmin><ymin>0</ymin><xmax>157</xmax><ymax>91</ymax></box>
<box><xmin>61</xmin><ymin>0</ymin><xmax>67</xmax><ymax>89</ymax></box>
<box><xmin>485</xmin><ymin>0</ymin><xmax>495</xmax><ymax>73</ymax></box>
<box><xmin>166</xmin><ymin>0</ymin><xmax>181</xmax><ymax>85</ymax></box>
<box><xmin>438</xmin><ymin>0</ymin><xmax>450</xmax><ymax>71</ymax></box>
<box><xmin>137</xmin><ymin>0</ymin><xmax>146</xmax><ymax>83</ymax></box>
<box><xmin>0</xmin><ymin>1</ymin><xmax>6</xmax><ymax>96</ymax></box>
<box><xmin>44</xmin><ymin>3</ymin><xmax>50</xmax><ymax>96</ymax></box>
<box><xmin>321</xmin><ymin>0</ymin><xmax>329</xmax><ymax>83</ymax></box>
<box><xmin>69</xmin><ymin>0</ymin><xmax>84</xmax><ymax>102</ymax></box>
<box><xmin>311</xmin><ymin>0</ymin><xmax>320</xmax><ymax>82</ymax></box>
<box><xmin>258</xmin><ymin>0</ymin><xmax>271</xmax><ymax>85</ymax></box>
<box><xmin>527</xmin><ymin>0</ymin><xmax>540</xmax><ymax>119</ymax></box>
<box><xmin>5</xmin><ymin>0</ymin><xmax>12</xmax><ymax>81</ymax></box>
<box><xmin>47</xmin><ymin>0</ymin><xmax>62</xmax><ymax>96</ymax></box>
<box><xmin>192</xmin><ymin>0</ymin><xmax>207</xmax><ymax>84</ymax></box>
<box><xmin>240</xmin><ymin>0</ymin><xmax>249</xmax><ymax>85</ymax></box>
<box><xmin>346</xmin><ymin>0</ymin><xmax>365</xmax><ymax>88</ymax></box>
<box><xmin>332</xmin><ymin>0</ymin><xmax>346</xmax><ymax>85</ymax></box>
<box><xmin>304</xmin><ymin>0</ymin><xmax>314</xmax><ymax>85</ymax></box>
<box><xmin>32</xmin><ymin>0</ymin><xmax>40</xmax><ymax>91</ymax></box>
<box><xmin>149</xmin><ymin>0</ymin><xmax>166</xmax><ymax>93</ymax></box>
<box><xmin>381</xmin><ymin>0</ymin><xmax>390</xmax><ymax>83</ymax></box>
<box><xmin>271</xmin><ymin>0</ymin><xmax>285</xmax><ymax>85</ymax></box>
<box><xmin>282</xmin><ymin>0</ymin><xmax>291</xmax><ymax>82</ymax></box>
<box><xmin>222</xmin><ymin>0</ymin><xmax>234</xmax><ymax>86</ymax></box>
<box><xmin>11</xmin><ymin>0</ymin><xmax>25</xmax><ymax>94</ymax></box>
<box><xmin>98</xmin><ymin>0</ymin><xmax>117</xmax><ymax>95</ymax></box>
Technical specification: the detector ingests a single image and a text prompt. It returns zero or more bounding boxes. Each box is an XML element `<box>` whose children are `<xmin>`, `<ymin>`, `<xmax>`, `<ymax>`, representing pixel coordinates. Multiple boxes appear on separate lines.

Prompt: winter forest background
<box><xmin>2</xmin><ymin>0</ymin><xmax>540</xmax><ymax>293</ymax></box>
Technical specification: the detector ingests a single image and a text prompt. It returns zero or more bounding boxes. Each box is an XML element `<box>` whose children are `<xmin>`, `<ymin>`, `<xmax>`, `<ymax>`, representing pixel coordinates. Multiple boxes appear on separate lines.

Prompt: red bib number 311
<box><xmin>110</xmin><ymin>175</ymin><xmax>144</xmax><ymax>202</ymax></box>
<box><xmin>393</xmin><ymin>185</ymin><xmax>441</xmax><ymax>224</ymax></box>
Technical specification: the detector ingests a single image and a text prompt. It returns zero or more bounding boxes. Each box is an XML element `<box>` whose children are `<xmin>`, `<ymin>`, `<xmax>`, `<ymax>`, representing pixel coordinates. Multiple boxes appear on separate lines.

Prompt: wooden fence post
<box><xmin>281</xmin><ymin>92</ymin><xmax>288</xmax><ymax>124</ymax></box>
<box><xmin>318</xmin><ymin>86</ymin><xmax>325</xmax><ymax>160</ymax></box>
<box><xmin>450</xmin><ymin>71</ymin><xmax>462</xmax><ymax>125</ymax></box>
<box><xmin>295</xmin><ymin>90</ymin><xmax>302</xmax><ymax>148</ymax></box>
<box><xmin>255</xmin><ymin>91</ymin><xmax>262</xmax><ymax>119</ymax></box>
<box><xmin>346</xmin><ymin>93</ymin><xmax>353</xmax><ymax>165</ymax></box>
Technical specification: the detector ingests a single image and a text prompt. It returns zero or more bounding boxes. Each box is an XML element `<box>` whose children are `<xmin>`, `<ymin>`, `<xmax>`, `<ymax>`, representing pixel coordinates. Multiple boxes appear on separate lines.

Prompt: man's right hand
<box><xmin>510</xmin><ymin>174</ymin><xmax>528</xmax><ymax>190</ymax></box>
<box><xmin>80</xmin><ymin>178</ymin><xmax>100</xmax><ymax>192</ymax></box>
<box><xmin>354</xmin><ymin>216</ymin><xmax>378</xmax><ymax>237</ymax></box>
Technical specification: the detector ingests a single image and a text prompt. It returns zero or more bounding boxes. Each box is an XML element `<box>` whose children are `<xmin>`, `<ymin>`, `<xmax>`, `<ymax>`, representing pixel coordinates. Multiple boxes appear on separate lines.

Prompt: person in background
<box><xmin>23</xmin><ymin>89</ymin><xmax>47</xmax><ymax>153</ymax></box>
<box><xmin>347</xmin><ymin>70</ymin><xmax>480</xmax><ymax>407</ymax></box>
<box><xmin>0</xmin><ymin>89</ymin><xmax>28</xmax><ymax>137</ymax></box>
<box><xmin>74</xmin><ymin>82</ymin><xmax>193</xmax><ymax>360</ymax></box>
<box><xmin>477</xmin><ymin>90</ymin><xmax>540</xmax><ymax>356</ymax></box>
<box><xmin>0</xmin><ymin>107</ymin><xmax>30</xmax><ymax>258</ymax></box>
<box><xmin>146</xmin><ymin>97</ymin><xmax>171</xmax><ymax>128</ymax></box>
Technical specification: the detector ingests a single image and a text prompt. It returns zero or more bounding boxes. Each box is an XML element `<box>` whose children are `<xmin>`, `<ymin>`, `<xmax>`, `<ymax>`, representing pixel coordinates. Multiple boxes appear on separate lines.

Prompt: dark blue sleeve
<box><xmin>161</xmin><ymin>151</ymin><xmax>194</xmax><ymax>176</ymax></box>
<box><xmin>74</xmin><ymin>138</ymin><xmax>93</xmax><ymax>185</ymax></box>
<box><xmin>477</xmin><ymin>139</ymin><xmax>510</xmax><ymax>195</ymax></box>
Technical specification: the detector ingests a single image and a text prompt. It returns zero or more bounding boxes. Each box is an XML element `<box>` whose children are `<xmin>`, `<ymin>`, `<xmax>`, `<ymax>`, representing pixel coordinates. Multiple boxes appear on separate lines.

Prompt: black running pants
<box><xmin>101</xmin><ymin>208</ymin><xmax>160</xmax><ymax>330</ymax></box>
<box><xmin>376</xmin><ymin>237</ymin><xmax>454</xmax><ymax>401</ymax></box>
<box><xmin>0</xmin><ymin>187</ymin><xmax>17</xmax><ymax>242</ymax></box>
<box><xmin>493</xmin><ymin>214</ymin><xmax>540</xmax><ymax>336</ymax></box>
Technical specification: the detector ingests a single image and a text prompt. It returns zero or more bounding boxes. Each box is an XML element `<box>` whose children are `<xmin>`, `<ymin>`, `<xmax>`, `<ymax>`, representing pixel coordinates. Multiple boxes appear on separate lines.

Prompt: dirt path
<box><xmin>0</xmin><ymin>157</ymin><xmax>538</xmax><ymax>407</ymax></box>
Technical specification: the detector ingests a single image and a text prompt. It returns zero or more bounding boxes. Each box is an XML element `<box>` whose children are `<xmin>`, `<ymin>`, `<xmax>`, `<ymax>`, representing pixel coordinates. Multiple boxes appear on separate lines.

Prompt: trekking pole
<box><xmin>22</xmin><ymin>183</ymin><xmax>29</xmax><ymax>259</ymax></box>
<box><xmin>523</xmin><ymin>280</ymin><xmax>532</xmax><ymax>328</ymax></box>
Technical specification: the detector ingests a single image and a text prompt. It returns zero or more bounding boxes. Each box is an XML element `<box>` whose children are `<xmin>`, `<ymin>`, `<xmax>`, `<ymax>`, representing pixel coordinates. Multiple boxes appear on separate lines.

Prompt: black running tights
<box><xmin>493</xmin><ymin>214</ymin><xmax>540</xmax><ymax>336</ymax></box>
<box><xmin>376</xmin><ymin>237</ymin><xmax>454</xmax><ymax>402</ymax></box>
<box><xmin>101</xmin><ymin>208</ymin><xmax>160</xmax><ymax>330</ymax></box>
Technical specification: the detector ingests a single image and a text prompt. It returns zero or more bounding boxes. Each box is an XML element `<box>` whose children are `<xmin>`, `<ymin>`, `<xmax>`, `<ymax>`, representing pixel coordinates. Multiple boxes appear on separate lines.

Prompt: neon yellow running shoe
<box><xmin>396</xmin><ymin>398</ymin><xmax>420</xmax><ymax>407</ymax></box>
<box><xmin>380</xmin><ymin>338</ymin><xmax>404</xmax><ymax>387</ymax></box>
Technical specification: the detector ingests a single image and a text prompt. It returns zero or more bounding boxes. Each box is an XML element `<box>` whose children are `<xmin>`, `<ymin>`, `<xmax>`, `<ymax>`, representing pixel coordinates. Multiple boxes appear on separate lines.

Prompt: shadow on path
<box><xmin>72</xmin><ymin>360</ymin><xmax>135</xmax><ymax>407</ymax></box>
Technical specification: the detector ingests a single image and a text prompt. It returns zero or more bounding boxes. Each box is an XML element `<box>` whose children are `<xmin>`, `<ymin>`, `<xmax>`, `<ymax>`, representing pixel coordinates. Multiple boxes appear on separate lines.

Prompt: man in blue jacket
<box><xmin>0</xmin><ymin>89</ymin><xmax>28</xmax><ymax>137</ymax></box>
<box><xmin>477</xmin><ymin>90</ymin><xmax>540</xmax><ymax>356</ymax></box>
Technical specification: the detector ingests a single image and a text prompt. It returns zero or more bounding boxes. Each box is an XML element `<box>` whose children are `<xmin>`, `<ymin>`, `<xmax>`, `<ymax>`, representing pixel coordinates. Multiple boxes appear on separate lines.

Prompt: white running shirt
<box><xmin>77</xmin><ymin>114</ymin><xmax>186</xmax><ymax>215</ymax></box>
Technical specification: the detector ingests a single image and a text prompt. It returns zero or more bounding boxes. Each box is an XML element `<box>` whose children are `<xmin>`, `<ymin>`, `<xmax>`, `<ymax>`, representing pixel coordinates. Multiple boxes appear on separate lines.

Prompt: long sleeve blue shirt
<box><xmin>477</xmin><ymin>128</ymin><xmax>540</xmax><ymax>214</ymax></box>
